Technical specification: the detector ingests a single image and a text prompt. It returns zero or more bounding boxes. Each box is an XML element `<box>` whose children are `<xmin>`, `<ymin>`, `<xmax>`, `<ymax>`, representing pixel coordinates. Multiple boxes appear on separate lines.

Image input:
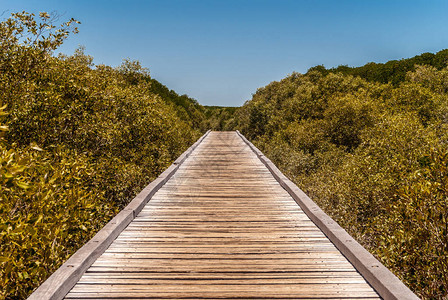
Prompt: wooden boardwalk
<box><xmin>64</xmin><ymin>131</ymin><xmax>380</xmax><ymax>299</ymax></box>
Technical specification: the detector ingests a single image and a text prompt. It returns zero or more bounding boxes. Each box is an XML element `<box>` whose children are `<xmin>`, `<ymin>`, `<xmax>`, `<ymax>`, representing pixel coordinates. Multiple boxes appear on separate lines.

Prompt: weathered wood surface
<box><xmin>64</xmin><ymin>131</ymin><xmax>380</xmax><ymax>299</ymax></box>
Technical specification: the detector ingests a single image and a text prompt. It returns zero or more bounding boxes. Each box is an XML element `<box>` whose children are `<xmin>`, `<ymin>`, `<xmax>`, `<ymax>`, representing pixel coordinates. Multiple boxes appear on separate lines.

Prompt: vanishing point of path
<box><xmin>65</xmin><ymin>131</ymin><xmax>380</xmax><ymax>299</ymax></box>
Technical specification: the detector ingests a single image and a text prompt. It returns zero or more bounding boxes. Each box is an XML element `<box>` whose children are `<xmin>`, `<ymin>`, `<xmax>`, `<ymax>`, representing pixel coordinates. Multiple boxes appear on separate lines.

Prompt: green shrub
<box><xmin>383</xmin><ymin>148</ymin><xmax>448</xmax><ymax>299</ymax></box>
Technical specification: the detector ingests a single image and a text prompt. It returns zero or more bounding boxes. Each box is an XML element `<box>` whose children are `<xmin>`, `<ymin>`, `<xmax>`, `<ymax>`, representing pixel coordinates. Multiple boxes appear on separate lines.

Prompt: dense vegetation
<box><xmin>309</xmin><ymin>49</ymin><xmax>448</xmax><ymax>86</ymax></box>
<box><xmin>147</xmin><ymin>80</ymin><xmax>237</xmax><ymax>131</ymax></box>
<box><xmin>202</xmin><ymin>106</ymin><xmax>238</xmax><ymax>131</ymax></box>
<box><xmin>233</xmin><ymin>60</ymin><xmax>448</xmax><ymax>299</ymax></box>
<box><xmin>0</xmin><ymin>12</ymin><xmax>205</xmax><ymax>299</ymax></box>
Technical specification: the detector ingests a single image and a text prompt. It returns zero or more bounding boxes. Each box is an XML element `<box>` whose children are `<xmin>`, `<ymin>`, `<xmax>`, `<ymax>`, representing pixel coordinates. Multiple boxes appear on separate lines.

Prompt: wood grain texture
<box><xmin>64</xmin><ymin>132</ymin><xmax>381</xmax><ymax>299</ymax></box>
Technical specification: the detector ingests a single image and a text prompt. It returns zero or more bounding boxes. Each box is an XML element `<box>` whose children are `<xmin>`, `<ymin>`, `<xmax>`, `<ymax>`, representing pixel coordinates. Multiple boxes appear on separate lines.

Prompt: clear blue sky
<box><xmin>2</xmin><ymin>0</ymin><xmax>448</xmax><ymax>106</ymax></box>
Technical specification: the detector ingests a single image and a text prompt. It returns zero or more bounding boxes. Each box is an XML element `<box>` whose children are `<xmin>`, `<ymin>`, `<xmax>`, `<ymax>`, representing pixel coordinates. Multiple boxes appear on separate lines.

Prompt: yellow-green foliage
<box><xmin>202</xmin><ymin>106</ymin><xmax>238</xmax><ymax>131</ymax></box>
<box><xmin>0</xmin><ymin>142</ymin><xmax>117</xmax><ymax>299</ymax></box>
<box><xmin>386</xmin><ymin>148</ymin><xmax>448</xmax><ymax>298</ymax></box>
<box><xmin>234</xmin><ymin>66</ymin><xmax>448</xmax><ymax>299</ymax></box>
<box><xmin>0</xmin><ymin>12</ymin><xmax>203</xmax><ymax>299</ymax></box>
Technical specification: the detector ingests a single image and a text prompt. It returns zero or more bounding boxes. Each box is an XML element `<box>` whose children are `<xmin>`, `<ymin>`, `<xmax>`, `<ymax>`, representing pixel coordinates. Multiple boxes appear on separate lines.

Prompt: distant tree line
<box><xmin>308</xmin><ymin>49</ymin><xmax>448</xmax><ymax>85</ymax></box>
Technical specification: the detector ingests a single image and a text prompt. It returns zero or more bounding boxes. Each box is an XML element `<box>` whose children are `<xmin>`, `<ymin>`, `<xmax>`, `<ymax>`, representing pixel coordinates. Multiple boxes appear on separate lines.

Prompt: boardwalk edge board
<box><xmin>28</xmin><ymin>130</ymin><xmax>211</xmax><ymax>300</ymax></box>
<box><xmin>236</xmin><ymin>130</ymin><xmax>419</xmax><ymax>300</ymax></box>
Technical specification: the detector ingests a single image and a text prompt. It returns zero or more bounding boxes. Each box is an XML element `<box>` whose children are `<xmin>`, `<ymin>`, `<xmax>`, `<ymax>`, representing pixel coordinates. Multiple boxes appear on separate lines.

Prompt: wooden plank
<box><xmin>67</xmin><ymin>284</ymin><xmax>378</xmax><ymax>294</ymax></box>
<box><xmin>77</xmin><ymin>271</ymin><xmax>367</xmax><ymax>279</ymax></box>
